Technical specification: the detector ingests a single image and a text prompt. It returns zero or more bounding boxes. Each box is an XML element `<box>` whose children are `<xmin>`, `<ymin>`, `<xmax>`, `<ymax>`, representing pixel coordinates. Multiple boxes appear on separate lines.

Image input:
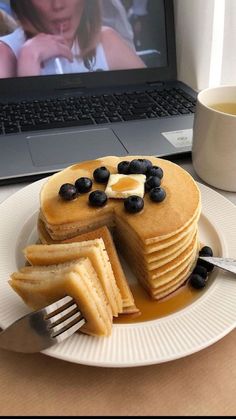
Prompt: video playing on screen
<box><xmin>0</xmin><ymin>0</ymin><xmax>167</xmax><ymax>78</ymax></box>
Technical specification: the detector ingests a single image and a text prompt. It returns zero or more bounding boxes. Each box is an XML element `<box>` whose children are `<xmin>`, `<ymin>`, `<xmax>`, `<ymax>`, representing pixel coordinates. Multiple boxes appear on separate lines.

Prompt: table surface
<box><xmin>0</xmin><ymin>158</ymin><xmax>235</xmax><ymax>416</ymax></box>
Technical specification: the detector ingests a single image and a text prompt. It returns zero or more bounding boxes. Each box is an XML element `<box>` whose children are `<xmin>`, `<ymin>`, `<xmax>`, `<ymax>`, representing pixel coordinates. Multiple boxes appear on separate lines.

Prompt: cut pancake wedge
<box><xmin>37</xmin><ymin>223</ymin><xmax>140</xmax><ymax>315</ymax></box>
<box><xmin>9</xmin><ymin>259</ymin><xmax>113</xmax><ymax>337</ymax></box>
<box><xmin>24</xmin><ymin>239</ymin><xmax>123</xmax><ymax>317</ymax></box>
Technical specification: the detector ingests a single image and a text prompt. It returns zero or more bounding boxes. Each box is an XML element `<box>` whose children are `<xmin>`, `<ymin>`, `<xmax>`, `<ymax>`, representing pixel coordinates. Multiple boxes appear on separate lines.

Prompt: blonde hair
<box><xmin>10</xmin><ymin>0</ymin><xmax>102</xmax><ymax>68</ymax></box>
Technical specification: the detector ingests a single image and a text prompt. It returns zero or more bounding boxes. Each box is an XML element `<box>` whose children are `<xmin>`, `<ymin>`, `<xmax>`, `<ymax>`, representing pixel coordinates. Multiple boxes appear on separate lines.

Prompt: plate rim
<box><xmin>0</xmin><ymin>178</ymin><xmax>236</xmax><ymax>367</ymax></box>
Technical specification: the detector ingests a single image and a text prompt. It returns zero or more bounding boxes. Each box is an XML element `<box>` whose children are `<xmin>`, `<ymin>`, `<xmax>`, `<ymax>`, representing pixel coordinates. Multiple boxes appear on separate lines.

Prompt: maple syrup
<box><xmin>111</xmin><ymin>177</ymin><xmax>140</xmax><ymax>192</ymax></box>
<box><xmin>114</xmin><ymin>280</ymin><xmax>200</xmax><ymax>324</ymax></box>
<box><xmin>71</xmin><ymin>160</ymin><xmax>102</xmax><ymax>171</ymax></box>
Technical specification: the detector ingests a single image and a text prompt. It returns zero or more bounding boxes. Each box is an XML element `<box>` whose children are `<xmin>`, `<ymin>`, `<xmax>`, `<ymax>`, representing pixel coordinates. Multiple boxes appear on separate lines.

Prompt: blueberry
<box><xmin>143</xmin><ymin>159</ymin><xmax>153</xmax><ymax>172</ymax></box>
<box><xmin>147</xmin><ymin>165</ymin><xmax>164</xmax><ymax>179</ymax></box>
<box><xmin>129</xmin><ymin>159</ymin><xmax>149</xmax><ymax>174</ymax></box>
<box><xmin>59</xmin><ymin>183</ymin><xmax>78</xmax><ymax>201</ymax></box>
<box><xmin>93</xmin><ymin>167</ymin><xmax>110</xmax><ymax>183</ymax></box>
<box><xmin>75</xmin><ymin>177</ymin><xmax>92</xmax><ymax>193</ymax></box>
<box><xmin>124</xmin><ymin>196</ymin><xmax>144</xmax><ymax>213</ymax></box>
<box><xmin>149</xmin><ymin>187</ymin><xmax>166</xmax><ymax>202</ymax></box>
<box><xmin>190</xmin><ymin>274</ymin><xmax>206</xmax><ymax>289</ymax></box>
<box><xmin>145</xmin><ymin>176</ymin><xmax>161</xmax><ymax>191</ymax></box>
<box><xmin>89</xmin><ymin>190</ymin><xmax>108</xmax><ymax>207</ymax></box>
<box><xmin>199</xmin><ymin>246</ymin><xmax>213</xmax><ymax>257</ymax></box>
<box><xmin>193</xmin><ymin>265</ymin><xmax>208</xmax><ymax>279</ymax></box>
<box><xmin>117</xmin><ymin>161</ymin><xmax>130</xmax><ymax>174</ymax></box>
<box><xmin>197</xmin><ymin>257</ymin><xmax>214</xmax><ymax>272</ymax></box>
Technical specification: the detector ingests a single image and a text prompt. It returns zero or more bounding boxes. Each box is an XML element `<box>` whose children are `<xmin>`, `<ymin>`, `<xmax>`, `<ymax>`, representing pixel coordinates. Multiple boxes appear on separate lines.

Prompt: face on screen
<box><xmin>30</xmin><ymin>0</ymin><xmax>84</xmax><ymax>40</ymax></box>
<box><xmin>0</xmin><ymin>0</ymin><xmax>167</xmax><ymax>79</ymax></box>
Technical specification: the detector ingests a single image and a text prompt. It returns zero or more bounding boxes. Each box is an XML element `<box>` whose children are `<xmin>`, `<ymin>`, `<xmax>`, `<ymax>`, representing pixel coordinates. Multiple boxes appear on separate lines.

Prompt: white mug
<box><xmin>192</xmin><ymin>85</ymin><xmax>236</xmax><ymax>192</ymax></box>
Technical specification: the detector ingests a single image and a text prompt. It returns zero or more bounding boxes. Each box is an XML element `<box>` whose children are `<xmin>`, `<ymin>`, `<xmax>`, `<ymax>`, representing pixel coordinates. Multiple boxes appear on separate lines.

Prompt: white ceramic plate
<box><xmin>0</xmin><ymin>179</ymin><xmax>236</xmax><ymax>368</ymax></box>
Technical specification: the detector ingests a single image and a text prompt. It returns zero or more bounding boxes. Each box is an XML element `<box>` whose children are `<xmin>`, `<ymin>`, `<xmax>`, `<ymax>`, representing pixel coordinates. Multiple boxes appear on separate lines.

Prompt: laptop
<box><xmin>0</xmin><ymin>0</ymin><xmax>197</xmax><ymax>184</ymax></box>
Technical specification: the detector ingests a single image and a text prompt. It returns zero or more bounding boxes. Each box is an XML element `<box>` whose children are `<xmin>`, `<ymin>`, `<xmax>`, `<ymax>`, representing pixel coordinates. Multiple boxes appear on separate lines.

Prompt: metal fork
<box><xmin>0</xmin><ymin>296</ymin><xmax>85</xmax><ymax>353</ymax></box>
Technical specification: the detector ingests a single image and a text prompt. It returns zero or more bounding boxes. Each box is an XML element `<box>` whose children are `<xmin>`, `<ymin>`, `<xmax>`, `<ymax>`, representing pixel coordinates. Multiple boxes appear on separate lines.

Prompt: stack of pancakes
<box><xmin>38</xmin><ymin>155</ymin><xmax>201</xmax><ymax>300</ymax></box>
<box><xmin>115</xmin><ymin>213</ymin><xmax>199</xmax><ymax>299</ymax></box>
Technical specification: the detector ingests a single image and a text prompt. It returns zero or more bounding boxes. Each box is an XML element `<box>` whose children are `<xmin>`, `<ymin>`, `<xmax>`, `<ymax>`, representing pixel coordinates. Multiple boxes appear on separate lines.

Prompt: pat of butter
<box><xmin>105</xmin><ymin>174</ymin><xmax>146</xmax><ymax>198</ymax></box>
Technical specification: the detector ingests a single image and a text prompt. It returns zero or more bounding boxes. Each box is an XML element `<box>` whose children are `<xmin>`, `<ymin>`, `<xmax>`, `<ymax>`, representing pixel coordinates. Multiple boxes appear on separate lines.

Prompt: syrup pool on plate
<box><xmin>114</xmin><ymin>278</ymin><xmax>210</xmax><ymax>324</ymax></box>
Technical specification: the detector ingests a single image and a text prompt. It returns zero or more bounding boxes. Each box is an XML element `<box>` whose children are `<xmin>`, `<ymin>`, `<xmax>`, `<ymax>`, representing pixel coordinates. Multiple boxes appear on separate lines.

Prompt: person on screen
<box><xmin>101</xmin><ymin>0</ymin><xmax>135</xmax><ymax>50</ymax></box>
<box><xmin>127</xmin><ymin>0</ymin><xmax>149</xmax><ymax>50</ymax></box>
<box><xmin>0</xmin><ymin>0</ymin><xmax>145</xmax><ymax>78</ymax></box>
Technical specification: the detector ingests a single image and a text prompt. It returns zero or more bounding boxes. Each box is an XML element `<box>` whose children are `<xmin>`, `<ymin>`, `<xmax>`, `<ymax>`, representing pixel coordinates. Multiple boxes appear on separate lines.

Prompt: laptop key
<box><xmin>20</xmin><ymin>118</ymin><xmax>95</xmax><ymax>132</ymax></box>
<box><xmin>104</xmin><ymin>111</ymin><xmax>117</xmax><ymax>117</ymax></box>
<box><xmin>168</xmin><ymin>110</ymin><xmax>179</xmax><ymax>116</ymax></box>
<box><xmin>23</xmin><ymin>124</ymin><xmax>49</xmax><ymax>131</ymax></box>
<box><xmin>95</xmin><ymin>117</ymin><xmax>109</xmax><ymax>124</ymax></box>
<box><xmin>179</xmin><ymin>108</ymin><xmax>191</xmax><ymax>115</ymax></box>
<box><xmin>109</xmin><ymin>116</ymin><xmax>122</xmax><ymax>123</ymax></box>
<box><xmin>123</xmin><ymin>115</ymin><xmax>146</xmax><ymax>121</ymax></box>
<box><xmin>77</xmin><ymin>118</ymin><xmax>94</xmax><ymax>125</ymax></box>
<box><xmin>4</xmin><ymin>126</ymin><xmax>20</xmax><ymax>134</ymax></box>
<box><xmin>63</xmin><ymin>116</ymin><xmax>78</xmax><ymax>122</ymax></box>
<box><xmin>131</xmin><ymin>108</ymin><xmax>148</xmax><ymax>115</ymax></box>
<box><xmin>146</xmin><ymin>112</ymin><xmax>157</xmax><ymax>119</ymax></box>
<box><xmin>182</xmin><ymin>102</ymin><xmax>193</xmax><ymax>108</ymax></box>
<box><xmin>156</xmin><ymin>111</ymin><xmax>169</xmax><ymax>117</ymax></box>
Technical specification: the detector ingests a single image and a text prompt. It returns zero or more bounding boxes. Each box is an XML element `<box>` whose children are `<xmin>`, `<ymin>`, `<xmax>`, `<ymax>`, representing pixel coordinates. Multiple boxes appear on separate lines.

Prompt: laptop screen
<box><xmin>0</xmin><ymin>0</ymin><xmax>168</xmax><ymax>79</ymax></box>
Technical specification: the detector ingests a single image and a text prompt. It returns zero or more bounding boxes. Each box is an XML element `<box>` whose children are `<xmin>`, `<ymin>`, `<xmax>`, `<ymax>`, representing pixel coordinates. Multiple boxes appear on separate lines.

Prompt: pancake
<box><xmin>115</xmin><ymin>214</ymin><xmax>200</xmax><ymax>254</ymax></box>
<box><xmin>140</xmin><ymin>257</ymin><xmax>197</xmax><ymax>300</ymax></box>
<box><xmin>140</xmin><ymin>239</ymin><xmax>199</xmax><ymax>287</ymax></box>
<box><xmin>146</xmin><ymin>226</ymin><xmax>197</xmax><ymax>262</ymax></box>
<box><xmin>24</xmin><ymin>239</ymin><xmax>122</xmax><ymax>317</ymax></box>
<box><xmin>114</xmin><ymin>223</ymin><xmax>198</xmax><ymax>270</ymax></box>
<box><xmin>117</xmin><ymin>235</ymin><xmax>199</xmax><ymax>287</ymax></box>
<box><xmin>37</xmin><ymin>223</ymin><xmax>140</xmax><ymax>316</ymax></box>
<box><xmin>119</xmin><ymin>232</ymin><xmax>198</xmax><ymax>276</ymax></box>
<box><xmin>9</xmin><ymin>258</ymin><xmax>113</xmax><ymax>337</ymax></box>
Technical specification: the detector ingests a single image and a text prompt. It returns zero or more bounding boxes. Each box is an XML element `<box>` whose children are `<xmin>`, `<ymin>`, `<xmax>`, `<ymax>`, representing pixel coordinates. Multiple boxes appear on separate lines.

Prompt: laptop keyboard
<box><xmin>0</xmin><ymin>87</ymin><xmax>196</xmax><ymax>135</ymax></box>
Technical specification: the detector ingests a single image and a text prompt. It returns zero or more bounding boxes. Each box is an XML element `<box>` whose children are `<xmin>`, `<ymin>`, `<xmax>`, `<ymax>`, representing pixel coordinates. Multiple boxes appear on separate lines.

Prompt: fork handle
<box><xmin>0</xmin><ymin>311</ymin><xmax>53</xmax><ymax>353</ymax></box>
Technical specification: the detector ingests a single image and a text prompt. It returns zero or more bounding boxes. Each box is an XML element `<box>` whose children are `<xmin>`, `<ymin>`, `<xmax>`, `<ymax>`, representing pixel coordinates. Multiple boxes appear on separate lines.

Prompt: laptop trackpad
<box><xmin>27</xmin><ymin>128</ymin><xmax>127</xmax><ymax>167</ymax></box>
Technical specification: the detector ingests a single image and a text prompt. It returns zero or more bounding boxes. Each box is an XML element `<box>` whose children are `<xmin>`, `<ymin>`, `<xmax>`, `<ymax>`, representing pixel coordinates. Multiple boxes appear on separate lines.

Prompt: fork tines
<box><xmin>43</xmin><ymin>296</ymin><xmax>85</xmax><ymax>343</ymax></box>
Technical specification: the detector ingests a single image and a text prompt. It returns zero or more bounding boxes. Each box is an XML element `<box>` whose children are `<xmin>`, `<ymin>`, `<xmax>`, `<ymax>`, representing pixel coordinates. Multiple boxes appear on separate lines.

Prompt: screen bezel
<box><xmin>0</xmin><ymin>0</ymin><xmax>177</xmax><ymax>95</ymax></box>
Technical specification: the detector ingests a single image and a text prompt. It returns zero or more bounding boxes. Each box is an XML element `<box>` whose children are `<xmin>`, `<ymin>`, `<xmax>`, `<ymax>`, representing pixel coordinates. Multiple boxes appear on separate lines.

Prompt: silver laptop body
<box><xmin>0</xmin><ymin>0</ymin><xmax>197</xmax><ymax>184</ymax></box>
